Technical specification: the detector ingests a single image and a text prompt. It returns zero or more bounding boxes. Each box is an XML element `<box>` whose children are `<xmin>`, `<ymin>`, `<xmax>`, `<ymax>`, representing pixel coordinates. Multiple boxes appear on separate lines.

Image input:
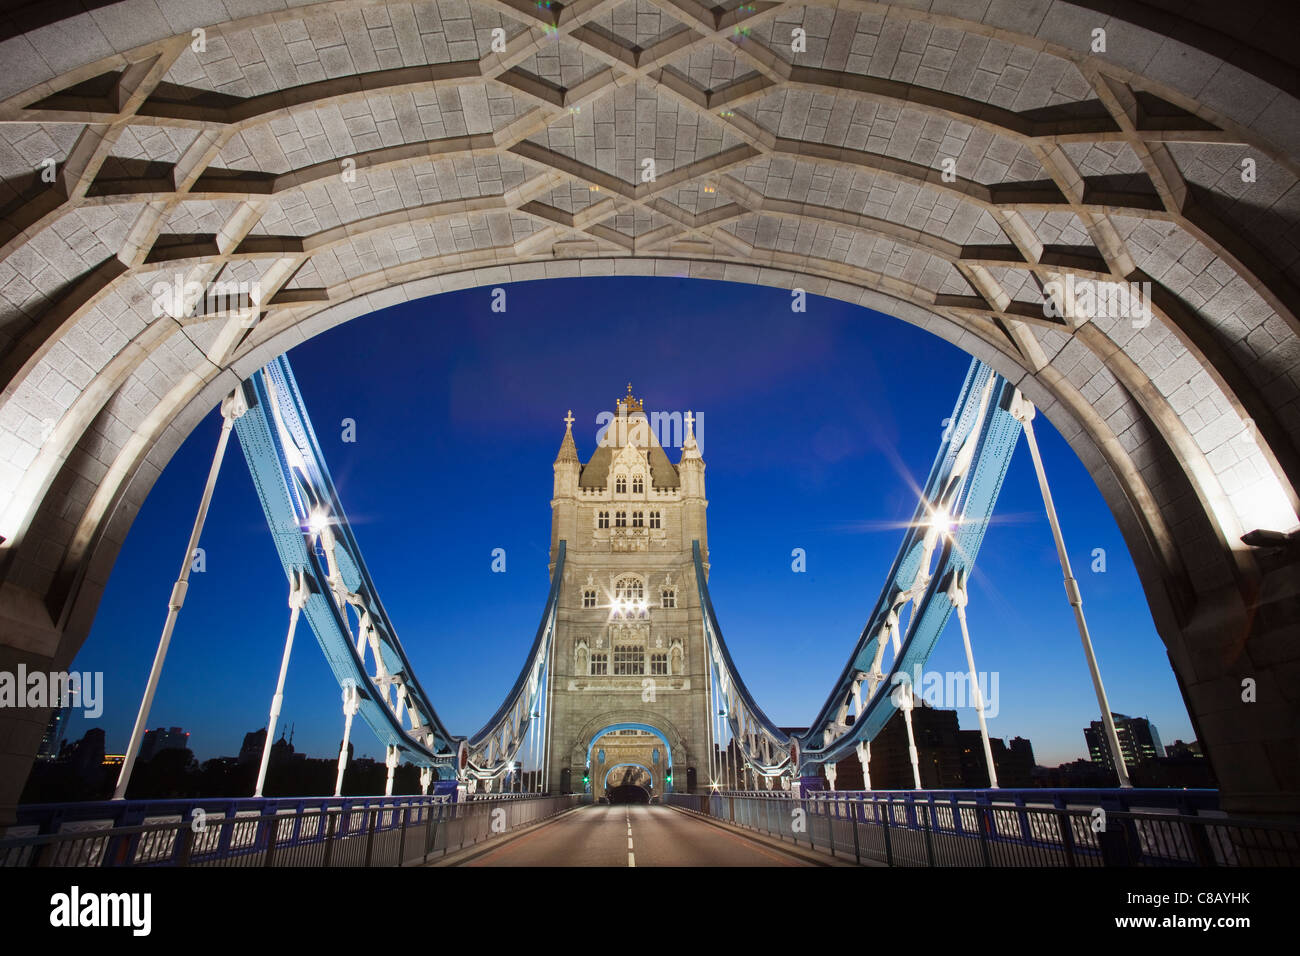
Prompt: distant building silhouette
<box><xmin>1164</xmin><ymin>738</ymin><xmax>1202</xmax><ymax>758</ymax></box>
<box><xmin>140</xmin><ymin>726</ymin><xmax>189</xmax><ymax>763</ymax></box>
<box><xmin>1133</xmin><ymin>738</ymin><xmax>1214</xmax><ymax>788</ymax></box>
<box><xmin>1034</xmin><ymin>758</ymin><xmax>1118</xmax><ymax>789</ymax></box>
<box><xmin>863</xmin><ymin>702</ymin><xmax>964</xmax><ymax>789</ymax></box>
<box><xmin>957</xmin><ymin>732</ymin><xmax>1036</xmax><ymax>788</ymax></box>
<box><xmin>67</xmin><ymin>728</ymin><xmax>105</xmax><ymax>779</ymax></box>
<box><xmin>238</xmin><ymin>730</ymin><xmax>264</xmax><ymax>765</ymax></box>
<box><xmin>810</xmin><ymin>710</ymin><xmax>1039</xmax><ymax>791</ymax></box>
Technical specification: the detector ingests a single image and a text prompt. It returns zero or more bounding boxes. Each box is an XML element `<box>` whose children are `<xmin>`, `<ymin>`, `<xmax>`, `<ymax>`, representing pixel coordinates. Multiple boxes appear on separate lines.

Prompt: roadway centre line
<box><xmin>627</xmin><ymin>808</ymin><xmax>635</xmax><ymax>867</ymax></box>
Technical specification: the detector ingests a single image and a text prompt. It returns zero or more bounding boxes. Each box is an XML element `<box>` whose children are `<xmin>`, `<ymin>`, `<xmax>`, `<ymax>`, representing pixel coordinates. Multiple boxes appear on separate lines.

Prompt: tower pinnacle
<box><xmin>555</xmin><ymin>410</ymin><xmax>579</xmax><ymax>464</ymax></box>
<box><xmin>682</xmin><ymin>409</ymin><xmax>701</xmax><ymax>460</ymax></box>
<box><xmin>620</xmin><ymin>383</ymin><xmax>644</xmax><ymax>414</ymax></box>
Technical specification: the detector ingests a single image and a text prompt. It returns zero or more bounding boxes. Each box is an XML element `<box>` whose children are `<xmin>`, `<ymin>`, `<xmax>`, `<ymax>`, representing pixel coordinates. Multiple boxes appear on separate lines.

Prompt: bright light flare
<box><xmin>928</xmin><ymin>506</ymin><xmax>957</xmax><ymax>536</ymax></box>
<box><xmin>308</xmin><ymin>508</ymin><xmax>330</xmax><ymax>535</ymax></box>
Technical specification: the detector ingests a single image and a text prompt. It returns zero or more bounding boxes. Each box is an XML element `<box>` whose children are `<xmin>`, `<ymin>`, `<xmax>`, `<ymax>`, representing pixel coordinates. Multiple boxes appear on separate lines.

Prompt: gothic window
<box><xmin>660</xmin><ymin>588</ymin><xmax>676</xmax><ymax>608</ymax></box>
<box><xmin>597</xmin><ymin>511</ymin><xmax>609</xmax><ymax>529</ymax></box>
<box><xmin>583</xmin><ymin>589</ymin><xmax>598</xmax><ymax>608</ymax></box>
<box><xmin>615</xmin><ymin>511</ymin><xmax>627</xmax><ymax>527</ymax></box>
<box><xmin>590</xmin><ymin>652</ymin><xmax>608</xmax><ymax>675</ymax></box>
<box><xmin>650</xmin><ymin>652</ymin><xmax>668</xmax><ymax>676</ymax></box>
<box><xmin>613</xmin><ymin>644</ymin><xmax>644</xmax><ymax>675</ymax></box>
<box><xmin>615</xmin><ymin>477</ymin><xmax>627</xmax><ymax>494</ymax></box>
<box><xmin>649</xmin><ymin>511</ymin><xmax>661</xmax><ymax>529</ymax></box>
<box><xmin>632</xmin><ymin>511</ymin><xmax>644</xmax><ymax>528</ymax></box>
<box><xmin>632</xmin><ymin>476</ymin><xmax>644</xmax><ymax>494</ymax></box>
<box><xmin>615</xmin><ymin>576</ymin><xmax>644</xmax><ymax>602</ymax></box>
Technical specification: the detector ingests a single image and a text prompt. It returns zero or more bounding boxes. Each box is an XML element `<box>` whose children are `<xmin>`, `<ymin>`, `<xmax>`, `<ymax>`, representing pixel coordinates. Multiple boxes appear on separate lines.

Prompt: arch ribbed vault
<box><xmin>0</xmin><ymin>0</ymin><xmax>1298</xmax><ymax>821</ymax></box>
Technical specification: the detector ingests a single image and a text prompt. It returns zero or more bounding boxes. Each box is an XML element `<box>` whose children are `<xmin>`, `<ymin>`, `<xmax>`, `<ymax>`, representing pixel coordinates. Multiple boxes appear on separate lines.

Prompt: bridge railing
<box><xmin>663</xmin><ymin>792</ymin><xmax>1300</xmax><ymax>867</ymax></box>
<box><xmin>725</xmin><ymin>787</ymin><xmax>1221</xmax><ymax>813</ymax></box>
<box><xmin>8</xmin><ymin>793</ymin><xmax>445</xmax><ymax>835</ymax></box>
<box><xmin>0</xmin><ymin>794</ymin><xmax>579</xmax><ymax>868</ymax></box>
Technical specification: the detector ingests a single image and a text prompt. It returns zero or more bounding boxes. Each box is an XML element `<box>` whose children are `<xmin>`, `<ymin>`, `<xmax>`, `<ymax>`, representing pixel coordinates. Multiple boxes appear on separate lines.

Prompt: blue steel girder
<box><xmin>796</xmin><ymin>359</ymin><xmax>1023</xmax><ymax>771</ymax></box>
<box><xmin>234</xmin><ymin>357</ymin><xmax>459</xmax><ymax>775</ymax></box>
<box><xmin>463</xmin><ymin>541</ymin><xmax>565</xmax><ymax>780</ymax></box>
<box><xmin>692</xmin><ymin>541</ymin><xmax>792</xmax><ymax>777</ymax></box>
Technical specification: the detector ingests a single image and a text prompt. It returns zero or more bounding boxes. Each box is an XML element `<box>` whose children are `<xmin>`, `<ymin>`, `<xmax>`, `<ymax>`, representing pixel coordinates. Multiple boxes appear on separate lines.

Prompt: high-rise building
<box><xmin>541</xmin><ymin>389</ymin><xmax>712</xmax><ymax>793</ymax></box>
<box><xmin>36</xmin><ymin>706</ymin><xmax>70</xmax><ymax>759</ymax></box>
<box><xmin>1085</xmin><ymin>713</ymin><xmax>1164</xmax><ymax>772</ymax></box>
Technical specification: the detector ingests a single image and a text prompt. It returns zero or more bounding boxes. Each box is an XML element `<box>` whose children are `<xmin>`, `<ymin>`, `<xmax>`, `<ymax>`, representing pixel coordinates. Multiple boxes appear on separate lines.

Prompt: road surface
<box><xmin>458</xmin><ymin>804</ymin><xmax>816</xmax><ymax>867</ymax></box>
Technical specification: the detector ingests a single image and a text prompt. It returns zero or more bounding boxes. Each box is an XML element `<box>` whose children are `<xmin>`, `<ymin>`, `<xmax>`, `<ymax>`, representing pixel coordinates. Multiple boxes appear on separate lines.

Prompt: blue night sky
<box><xmin>68</xmin><ymin>276</ymin><xmax>1194</xmax><ymax>769</ymax></box>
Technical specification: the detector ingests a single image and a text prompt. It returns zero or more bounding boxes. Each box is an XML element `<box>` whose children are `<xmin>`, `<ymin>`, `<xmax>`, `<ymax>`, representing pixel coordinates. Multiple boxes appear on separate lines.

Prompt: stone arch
<box><xmin>569</xmin><ymin>710</ymin><xmax>691</xmax><ymax>771</ymax></box>
<box><xmin>0</xmin><ymin>0</ymin><xmax>1298</xmax><ymax>818</ymax></box>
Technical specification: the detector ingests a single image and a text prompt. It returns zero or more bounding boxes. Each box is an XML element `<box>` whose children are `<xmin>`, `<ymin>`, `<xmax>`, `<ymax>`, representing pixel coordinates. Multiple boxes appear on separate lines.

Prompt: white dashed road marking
<box><xmin>626</xmin><ymin>809</ymin><xmax>635</xmax><ymax>866</ymax></box>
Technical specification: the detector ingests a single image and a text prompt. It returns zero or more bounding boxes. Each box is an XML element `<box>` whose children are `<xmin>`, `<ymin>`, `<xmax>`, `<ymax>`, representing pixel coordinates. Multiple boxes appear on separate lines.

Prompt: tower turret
<box><xmin>553</xmin><ymin>409</ymin><xmax>580</xmax><ymax>498</ymax></box>
<box><xmin>679</xmin><ymin>410</ymin><xmax>708</xmax><ymax>561</ymax></box>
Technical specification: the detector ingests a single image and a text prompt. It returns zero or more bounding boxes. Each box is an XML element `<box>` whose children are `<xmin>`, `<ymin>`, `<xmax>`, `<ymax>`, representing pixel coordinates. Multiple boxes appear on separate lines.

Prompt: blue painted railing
<box><xmin>15</xmin><ymin>793</ymin><xmax>446</xmax><ymax>835</ymax></box>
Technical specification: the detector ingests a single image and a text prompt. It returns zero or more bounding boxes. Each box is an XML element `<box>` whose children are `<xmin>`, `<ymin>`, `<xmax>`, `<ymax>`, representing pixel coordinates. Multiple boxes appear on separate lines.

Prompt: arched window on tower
<box><xmin>614</xmin><ymin>576</ymin><xmax>644</xmax><ymax>602</ymax></box>
<box><xmin>597</xmin><ymin>510</ymin><xmax>609</xmax><ymax>529</ymax></box>
<box><xmin>615</xmin><ymin>477</ymin><xmax>627</xmax><ymax>494</ymax></box>
<box><xmin>632</xmin><ymin>476</ymin><xmax>644</xmax><ymax>494</ymax></box>
<box><xmin>615</xmin><ymin>511</ymin><xmax>627</xmax><ymax>527</ymax></box>
<box><xmin>614</xmin><ymin>575</ymin><xmax>646</xmax><ymax>617</ymax></box>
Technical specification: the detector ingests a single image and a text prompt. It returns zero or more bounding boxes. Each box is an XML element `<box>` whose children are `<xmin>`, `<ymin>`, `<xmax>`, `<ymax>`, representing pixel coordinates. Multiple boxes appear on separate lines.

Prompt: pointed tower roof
<box><xmin>555</xmin><ymin>410</ymin><xmax>579</xmax><ymax>464</ymax></box>
<box><xmin>578</xmin><ymin>384</ymin><xmax>680</xmax><ymax>489</ymax></box>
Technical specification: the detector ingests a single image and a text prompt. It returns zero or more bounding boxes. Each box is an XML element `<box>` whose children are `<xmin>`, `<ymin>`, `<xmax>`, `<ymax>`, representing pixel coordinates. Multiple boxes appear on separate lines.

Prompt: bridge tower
<box><xmin>545</xmin><ymin>387</ymin><xmax>712</xmax><ymax>795</ymax></box>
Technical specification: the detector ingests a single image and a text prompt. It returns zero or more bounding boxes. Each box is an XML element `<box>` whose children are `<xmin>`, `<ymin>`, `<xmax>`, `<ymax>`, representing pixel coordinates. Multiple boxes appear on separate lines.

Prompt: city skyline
<box><xmin>67</xmin><ymin>277</ymin><xmax>1195</xmax><ymax>772</ymax></box>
